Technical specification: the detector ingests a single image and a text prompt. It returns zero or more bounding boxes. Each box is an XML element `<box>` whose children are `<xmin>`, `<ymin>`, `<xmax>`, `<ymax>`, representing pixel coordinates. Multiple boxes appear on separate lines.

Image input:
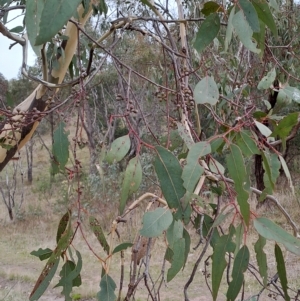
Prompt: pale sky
<box><xmin>0</xmin><ymin>11</ymin><xmax>35</xmax><ymax>80</ymax></box>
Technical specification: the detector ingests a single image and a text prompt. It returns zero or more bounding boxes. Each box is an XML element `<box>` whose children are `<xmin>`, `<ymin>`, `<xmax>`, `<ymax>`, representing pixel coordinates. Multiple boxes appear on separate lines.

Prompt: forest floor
<box><xmin>0</xmin><ymin>127</ymin><xmax>300</xmax><ymax>301</ymax></box>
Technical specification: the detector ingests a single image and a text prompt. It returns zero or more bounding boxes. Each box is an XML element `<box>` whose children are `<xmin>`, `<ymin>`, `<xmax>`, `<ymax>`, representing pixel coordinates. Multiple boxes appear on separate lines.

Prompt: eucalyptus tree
<box><xmin>1</xmin><ymin>0</ymin><xmax>300</xmax><ymax>301</ymax></box>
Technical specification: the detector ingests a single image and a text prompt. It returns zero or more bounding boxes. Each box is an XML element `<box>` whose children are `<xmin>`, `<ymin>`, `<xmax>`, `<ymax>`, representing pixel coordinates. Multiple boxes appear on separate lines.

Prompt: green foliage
<box><xmin>140</xmin><ymin>208</ymin><xmax>173</xmax><ymax>237</ymax></box>
<box><xmin>194</xmin><ymin>13</ymin><xmax>220</xmax><ymax>53</ymax></box>
<box><xmin>105</xmin><ymin>135</ymin><xmax>130</xmax><ymax>164</ymax></box>
<box><xmin>89</xmin><ymin>216</ymin><xmax>110</xmax><ymax>255</ymax></box>
<box><xmin>226</xmin><ymin>144</ymin><xmax>250</xmax><ymax>225</ymax></box>
<box><xmin>52</xmin><ymin>121</ymin><xmax>70</xmax><ymax>175</ymax></box>
<box><xmin>232</xmin><ymin>11</ymin><xmax>260</xmax><ymax>53</ymax></box>
<box><xmin>194</xmin><ymin>76</ymin><xmax>219</xmax><ymax>105</ymax></box>
<box><xmin>254</xmin><ymin>218</ymin><xmax>300</xmax><ymax>255</ymax></box>
<box><xmin>182</xmin><ymin>142</ymin><xmax>211</xmax><ymax>192</ymax></box>
<box><xmin>211</xmin><ymin>232</ymin><xmax>235</xmax><ymax>300</ymax></box>
<box><xmin>54</xmin><ymin>250</ymin><xmax>82</xmax><ymax>301</ymax></box>
<box><xmin>119</xmin><ymin>156</ymin><xmax>142</xmax><ymax>214</ymax></box>
<box><xmin>154</xmin><ymin>146</ymin><xmax>186</xmax><ymax>219</ymax></box>
<box><xmin>34</xmin><ymin>0</ymin><xmax>83</xmax><ymax>45</ymax></box>
<box><xmin>227</xmin><ymin>246</ymin><xmax>250</xmax><ymax>301</ymax></box>
<box><xmin>257</xmin><ymin>68</ymin><xmax>276</xmax><ymax>90</ymax></box>
<box><xmin>254</xmin><ymin>235</ymin><xmax>268</xmax><ymax>286</ymax></box>
<box><xmin>30</xmin><ymin>248</ymin><xmax>53</xmax><ymax>261</ymax></box>
<box><xmin>112</xmin><ymin>242</ymin><xmax>133</xmax><ymax>254</ymax></box>
<box><xmin>275</xmin><ymin>244</ymin><xmax>290</xmax><ymax>301</ymax></box>
<box><xmin>97</xmin><ymin>274</ymin><xmax>117</xmax><ymax>301</ymax></box>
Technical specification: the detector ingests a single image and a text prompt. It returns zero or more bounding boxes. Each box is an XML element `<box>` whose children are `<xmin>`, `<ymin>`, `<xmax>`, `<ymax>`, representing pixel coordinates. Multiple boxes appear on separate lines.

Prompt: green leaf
<box><xmin>232</xmin><ymin>11</ymin><xmax>260</xmax><ymax>54</ymax></box>
<box><xmin>89</xmin><ymin>216</ymin><xmax>110</xmax><ymax>255</ymax></box>
<box><xmin>30</xmin><ymin>221</ymin><xmax>73</xmax><ymax>300</ymax></box>
<box><xmin>271</xmin><ymin>112</ymin><xmax>298</xmax><ymax>151</ymax></box>
<box><xmin>167</xmin><ymin>220</ymin><xmax>183</xmax><ymax>249</ymax></box>
<box><xmin>176</xmin><ymin>122</ymin><xmax>194</xmax><ymax>149</ymax></box>
<box><xmin>253</xmin><ymin>20</ymin><xmax>266</xmax><ymax>56</ymax></box>
<box><xmin>154</xmin><ymin>146</ymin><xmax>186</xmax><ymax>218</ymax></box>
<box><xmin>35</xmin><ymin>0</ymin><xmax>83</xmax><ymax>45</ymax></box>
<box><xmin>29</xmin><ymin>258</ymin><xmax>60</xmax><ymax>301</ymax></box>
<box><xmin>279</xmin><ymin>155</ymin><xmax>294</xmax><ymax>194</ymax></box>
<box><xmin>183</xmin><ymin>228</ymin><xmax>191</xmax><ymax>269</ymax></box>
<box><xmin>52</xmin><ymin>121</ymin><xmax>70</xmax><ymax>174</ymax></box>
<box><xmin>260</xmin><ymin>151</ymin><xmax>280</xmax><ymax>200</ymax></box>
<box><xmin>276</xmin><ymin>86</ymin><xmax>300</xmax><ymax>103</ymax></box>
<box><xmin>54</xmin><ymin>250</ymin><xmax>82</xmax><ymax>300</ymax></box>
<box><xmin>236</xmin><ymin>130</ymin><xmax>260</xmax><ymax>157</ymax></box>
<box><xmin>9</xmin><ymin>25</ymin><xmax>24</xmax><ymax>33</ymax></box>
<box><xmin>254</xmin><ymin>120</ymin><xmax>272</xmax><ymax>137</ymax></box>
<box><xmin>30</xmin><ymin>248</ymin><xmax>53</xmax><ymax>261</ymax></box>
<box><xmin>234</xmin><ymin>224</ymin><xmax>244</xmax><ymax>257</ymax></box>
<box><xmin>25</xmin><ymin>0</ymin><xmax>45</xmax><ymax>56</ymax></box>
<box><xmin>105</xmin><ymin>135</ymin><xmax>130</xmax><ymax>163</ymax></box>
<box><xmin>194</xmin><ymin>13</ymin><xmax>220</xmax><ymax>53</ymax></box>
<box><xmin>160</xmin><ymin>130</ymin><xmax>183</xmax><ymax>151</ymax></box>
<box><xmin>275</xmin><ymin>244</ymin><xmax>290</xmax><ymax>301</ymax></box>
<box><xmin>112</xmin><ymin>242</ymin><xmax>133</xmax><ymax>254</ymax></box>
<box><xmin>257</xmin><ymin>68</ymin><xmax>276</xmax><ymax>90</ymax></box>
<box><xmin>119</xmin><ymin>156</ymin><xmax>142</xmax><ymax>214</ymax></box>
<box><xmin>182</xmin><ymin>142</ymin><xmax>211</xmax><ymax>192</ymax></box>
<box><xmin>254</xmin><ymin>235</ymin><xmax>268</xmax><ymax>286</ymax></box>
<box><xmin>56</xmin><ymin>210</ymin><xmax>71</xmax><ymax>244</ymax></box>
<box><xmin>201</xmin><ymin>1</ymin><xmax>223</xmax><ymax>16</ymax></box>
<box><xmin>167</xmin><ymin>238</ymin><xmax>185</xmax><ymax>282</ymax></box>
<box><xmin>225</xmin><ymin>6</ymin><xmax>235</xmax><ymax>51</ymax></box>
<box><xmin>227</xmin><ymin>245</ymin><xmax>250</xmax><ymax>301</ymax></box>
<box><xmin>97</xmin><ymin>274</ymin><xmax>117</xmax><ymax>301</ymax></box>
<box><xmin>140</xmin><ymin>208</ymin><xmax>173</xmax><ymax>238</ymax></box>
<box><xmin>254</xmin><ymin>217</ymin><xmax>300</xmax><ymax>255</ymax></box>
<box><xmin>238</xmin><ymin>0</ymin><xmax>260</xmax><ymax>32</ymax></box>
<box><xmin>252</xmin><ymin>0</ymin><xmax>277</xmax><ymax>37</ymax></box>
<box><xmin>212</xmin><ymin>208</ymin><xmax>234</xmax><ymax>228</ymax></box>
<box><xmin>226</xmin><ymin>144</ymin><xmax>250</xmax><ymax>225</ymax></box>
<box><xmin>194</xmin><ymin>76</ymin><xmax>219</xmax><ymax>105</ymax></box>
<box><xmin>212</xmin><ymin>234</ymin><xmax>235</xmax><ymax>300</ymax></box>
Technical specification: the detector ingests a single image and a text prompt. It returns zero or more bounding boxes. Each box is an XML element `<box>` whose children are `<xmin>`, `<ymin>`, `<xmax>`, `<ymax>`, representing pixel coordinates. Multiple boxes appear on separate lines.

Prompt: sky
<box><xmin>0</xmin><ymin>10</ymin><xmax>35</xmax><ymax>80</ymax></box>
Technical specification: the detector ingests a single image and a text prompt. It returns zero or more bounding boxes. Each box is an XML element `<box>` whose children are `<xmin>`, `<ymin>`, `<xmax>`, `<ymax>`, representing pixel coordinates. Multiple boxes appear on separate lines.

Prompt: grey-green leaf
<box><xmin>254</xmin><ymin>235</ymin><xmax>268</xmax><ymax>286</ymax></box>
<box><xmin>105</xmin><ymin>135</ymin><xmax>131</xmax><ymax>163</ymax></box>
<box><xmin>226</xmin><ymin>144</ymin><xmax>250</xmax><ymax>225</ymax></box>
<box><xmin>275</xmin><ymin>244</ymin><xmax>290</xmax><ymax>301</ymax></box>
<box><xmin>140</xmin><ymin>208</ymin><xmax>173</xmax><ymax>237</ymax></box>
<box><xmin>227</xmin><ymin>245</ymin><xmax>250</xmax><ymax>301</ymax></box>
<box><xmin>238</xmin><ymin>0</ymin><xmax>260</xmax><ymax>32</ymax></box>
<box><xmin>35</xmin><ymin>0</ymin><xmax>83</xmax><ymax>45</ymax></box>
<box><xmin>254</xmin><ymin>217</ymin><xmax>300</xmax><ymax>255</ymax></box>
<box><xmin>257</xmin><ymin>68</ymin><xmax>276</xmax><ymax>90</ymax></box>
<box><xmin>154</xmin><ymin>146</ymin><xmax>186</xmax><ymax>218</ymax></box>
<box><xmin>167</xmin><ymin>238</ymin><xmax>185</xmax><ymax>282</ymax></box>
<box><xmin>182</xmin><ymin>142</ymin><xmax>211</xmax><ymax>192</ymax></box>
<box><xmin>25</xmin><ymin>0</ymin><xmax>45</xmax><ymax>56</ymax></box>
<box><xmin>97</xmin><ymin>274</ymin><xmax>117</xmax><ymax>301</ymax></box>
<box><xmin>194</xmin><ymin>76</ymin><xmax>219</xmax><ymax>105</ymax></box>
<box><xmin>119</xmin><ymin>156</ymin><xmax>142</xmax><ymax>214</ymax></box>
<box><xmin>232</xmin><ymin>11</ymin><xmax>261</xmax><ymax>54</ymax></box>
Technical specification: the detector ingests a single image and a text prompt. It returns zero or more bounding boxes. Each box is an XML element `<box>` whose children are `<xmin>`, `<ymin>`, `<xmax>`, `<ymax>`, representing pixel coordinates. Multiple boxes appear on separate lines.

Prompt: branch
<box><xmin>0</xmin><ymin>21</ymin><xmax>25</xmax><ymax>45</ymax></box>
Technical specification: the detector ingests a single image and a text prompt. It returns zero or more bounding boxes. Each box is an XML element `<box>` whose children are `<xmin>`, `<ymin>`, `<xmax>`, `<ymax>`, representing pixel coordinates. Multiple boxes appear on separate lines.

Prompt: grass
<box><xmin>1</xmin><ymin>130</ymin><xmax>300</xmax><ymax>301</ymax></box>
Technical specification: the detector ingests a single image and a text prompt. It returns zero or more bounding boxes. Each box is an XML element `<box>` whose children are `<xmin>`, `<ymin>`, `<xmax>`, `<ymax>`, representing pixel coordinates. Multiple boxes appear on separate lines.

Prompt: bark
<box><xmin>0</xmin><ymin>4</ymin><xmax>93</xmax><ymax>172</ymax></box>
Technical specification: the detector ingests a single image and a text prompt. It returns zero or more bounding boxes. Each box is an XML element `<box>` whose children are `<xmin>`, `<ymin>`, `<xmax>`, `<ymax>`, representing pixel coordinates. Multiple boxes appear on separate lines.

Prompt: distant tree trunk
<box><xmin>83</xmin><ymin>90</ymin><xmax>98</xmax><ymax>176</ymax></box>
<box><xmin>26</xmin><ymin>138</ymin><xmax>34</xmax><ymax>184</ymax></box>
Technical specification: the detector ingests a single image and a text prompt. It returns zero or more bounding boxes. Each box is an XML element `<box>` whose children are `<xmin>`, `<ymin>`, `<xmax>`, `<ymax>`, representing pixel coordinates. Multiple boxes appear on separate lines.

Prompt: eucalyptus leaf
<box><xmin>194</xmin><ymin>76</ymin><xmax>219</xmax><ymax>105</ymax></box>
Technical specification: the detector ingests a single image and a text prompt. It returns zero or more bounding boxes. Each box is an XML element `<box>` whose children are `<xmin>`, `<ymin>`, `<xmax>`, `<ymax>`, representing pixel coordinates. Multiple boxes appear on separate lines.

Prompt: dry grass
<box><xmin>1</xmin><ymin>129</ymin><xmax>300</xmax><ymax>301</ymax></box>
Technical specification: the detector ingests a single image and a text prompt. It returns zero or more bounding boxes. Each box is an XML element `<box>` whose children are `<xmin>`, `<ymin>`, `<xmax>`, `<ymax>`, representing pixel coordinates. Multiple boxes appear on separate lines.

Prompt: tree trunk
<box><xmin>0</xmin><ymin>4</ymin><xmax>93</xmax><ymax>172</ymax></box>
<box><xmin>26</xmin><ymin>138</ymin><xmax>33</xmax><ymax>184</ymax></box>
